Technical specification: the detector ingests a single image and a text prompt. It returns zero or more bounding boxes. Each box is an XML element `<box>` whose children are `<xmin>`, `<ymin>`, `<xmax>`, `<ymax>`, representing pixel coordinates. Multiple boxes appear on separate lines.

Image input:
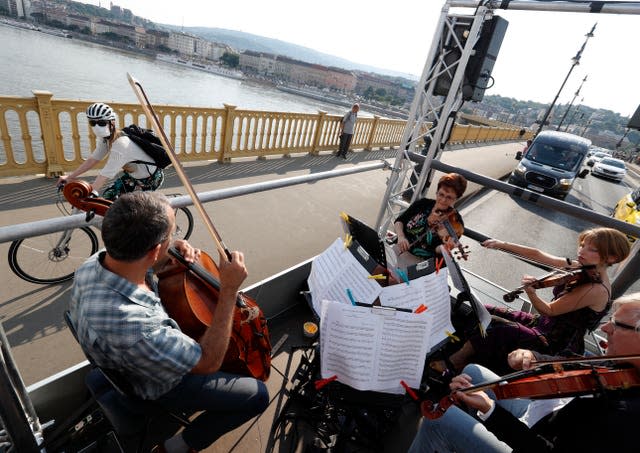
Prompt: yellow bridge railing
<box><xmin>0</xmin><ymin>91</ymin><xmax>531</xmax><ymax>178</ymax></box>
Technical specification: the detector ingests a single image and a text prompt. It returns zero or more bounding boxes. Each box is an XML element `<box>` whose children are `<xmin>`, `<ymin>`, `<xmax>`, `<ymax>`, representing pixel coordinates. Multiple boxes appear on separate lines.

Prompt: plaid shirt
<box><xmin>69</xmin><ymin>252</ymin><xmax>201</xmax><ymax>400</ymax></box>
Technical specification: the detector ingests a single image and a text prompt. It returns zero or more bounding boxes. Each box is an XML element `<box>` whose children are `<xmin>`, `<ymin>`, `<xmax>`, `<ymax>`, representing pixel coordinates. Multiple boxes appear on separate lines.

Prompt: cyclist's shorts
<box><xmin>102</xmin><ymin>169</ymin><xmax>164</xmax><ymax>201</ymax></box>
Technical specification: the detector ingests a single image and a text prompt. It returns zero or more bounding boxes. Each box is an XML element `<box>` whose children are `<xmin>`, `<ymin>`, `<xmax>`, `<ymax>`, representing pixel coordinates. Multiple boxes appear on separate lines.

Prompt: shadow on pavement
<box><xmin>0</xmin><ymin>149</ymin><xmax>398</xmax><ymax>211</ymax></box>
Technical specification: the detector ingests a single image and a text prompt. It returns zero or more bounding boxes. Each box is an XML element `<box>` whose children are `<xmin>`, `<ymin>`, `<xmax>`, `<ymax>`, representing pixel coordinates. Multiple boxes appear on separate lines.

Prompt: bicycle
<box><xmin>8</xmin><ymin>185</ymin><xmax>194</xmax><ymax>285</ymax></box>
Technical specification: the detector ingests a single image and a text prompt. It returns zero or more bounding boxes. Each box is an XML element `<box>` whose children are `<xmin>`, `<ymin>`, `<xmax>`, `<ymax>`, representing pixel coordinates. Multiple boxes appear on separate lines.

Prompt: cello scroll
<box><xmin>62</xmin><ymin>180</ymin><xmax>112</xmax><ymax>220</ymax></box>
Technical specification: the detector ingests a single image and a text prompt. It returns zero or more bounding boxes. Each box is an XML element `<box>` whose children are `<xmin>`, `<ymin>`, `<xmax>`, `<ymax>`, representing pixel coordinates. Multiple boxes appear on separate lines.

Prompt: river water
<box><xmin>0</xmin><ymin>24</ymin><xmax>347</xmax><ymax>115</ymax></box>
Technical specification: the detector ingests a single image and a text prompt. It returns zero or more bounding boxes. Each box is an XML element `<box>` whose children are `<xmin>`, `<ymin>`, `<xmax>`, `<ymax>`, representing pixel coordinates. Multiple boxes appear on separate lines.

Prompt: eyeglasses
<box><xmin>89</xmin><ymin>120</ymin><xmax>110</xmax><ymax>127</ymax></box>
<box><xmin>436</xmin><ymin>191</ymin><xmax>457</xmax><ymax>202</ymax></box>
<box><xmin>610</xmin><ymin>317</ymin><xmax>640</xmax><ymax>333</ymax></box>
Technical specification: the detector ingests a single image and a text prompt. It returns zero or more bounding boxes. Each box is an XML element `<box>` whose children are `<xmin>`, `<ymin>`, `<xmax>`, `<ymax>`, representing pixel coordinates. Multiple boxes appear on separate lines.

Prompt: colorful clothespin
<box><xmin>367</xmin><ymin>274</ymin><xmax>386</xmax><ymax>280</ymax></box>
<box><xmin>396</xmin><ymin>268</ymin><xmax>410</xmax><ymax>285</ymax></box>
<box><xmin>344</xmin><ymin>233</ymin><xmax>353</xmax><ymax>249</ymax></box>
<box><xmin>346</xmin><ymin>288</ymin><xmax>357</xmax><ymax>306</ymax></box>
<box><xmin>445</xmin><ymin>330</ymin><xmax>460</xmax><ymax>342</ymax></box>
<box><xmin>339</xmin><ymin>212</ymin><xmax>350</xmax><ymax>223</ymax></box>
<box><xmin>315</xmin><ymin>374</ymin><xmax>338</xmax><ymax>390</ymax></box>
<box><xmin>400</xmin><ymin>380</ymin><xmax>420</xmax><ymax>401</ymax></box>
<box><xmin>414</xmin><ymin>304</ymin><xmax>428</xmax><ymax>314</ymax></box>
<box><xmin>435</xmin><ymin>257</ymin><xmax>444</xmax><ymax>274</ymax></box>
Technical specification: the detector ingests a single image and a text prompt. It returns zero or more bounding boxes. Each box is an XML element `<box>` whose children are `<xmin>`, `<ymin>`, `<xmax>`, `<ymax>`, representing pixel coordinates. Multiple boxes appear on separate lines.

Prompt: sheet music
<box><xmin>307</xmin><ymin>238</ymin><xmax>382</xmax><ymax>315</ymax></box>
<box><xmin>378</xmin><ymin>268</ymin><xmax>453</xmax><ymax>349</ymax></box>
<box><xmin>320</xmin><ymin>300</ymin><xmax>432</xmax><ymax>393</ymax></box>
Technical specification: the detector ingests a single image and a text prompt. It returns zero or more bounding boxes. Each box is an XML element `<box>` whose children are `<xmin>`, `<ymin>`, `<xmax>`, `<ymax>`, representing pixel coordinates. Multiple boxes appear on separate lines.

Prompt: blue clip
<box><xmin>396</xmin><ymin>268</ymin><xmax>410</xmax><ymax>285</ymax></box>
<box><xmin>346</xmin><ymin>288</ymin><xmax>357</xmax><ymax>306</ymax></box>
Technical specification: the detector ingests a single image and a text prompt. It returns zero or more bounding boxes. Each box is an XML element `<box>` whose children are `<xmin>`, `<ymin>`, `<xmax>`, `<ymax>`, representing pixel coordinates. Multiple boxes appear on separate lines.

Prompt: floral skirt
<box><xmin>101</xmin><ymin>170</ymin><xmax>164</xmax><ymax>201</ymax></box>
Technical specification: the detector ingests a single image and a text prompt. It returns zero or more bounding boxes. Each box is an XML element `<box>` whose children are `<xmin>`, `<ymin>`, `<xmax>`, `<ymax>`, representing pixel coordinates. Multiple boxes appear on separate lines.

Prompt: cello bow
<box><xmin>127</xmin><ymin>73</ymin><xmax>232</xmax><ymax>262</ymax></box>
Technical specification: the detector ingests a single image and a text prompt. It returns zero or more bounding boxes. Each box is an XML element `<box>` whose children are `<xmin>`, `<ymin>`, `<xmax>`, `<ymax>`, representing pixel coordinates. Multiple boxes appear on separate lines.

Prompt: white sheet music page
<box><xmin>307</xmin><ymin>238</ymin><xmax>381</xmax><ymax>315</ymax></box>
<box><xmin>378</xmin><ymin>268</ymin><xmax>453</xmax><ymax>349</ymax></box>
<box><xmin>319</xmin><ymin>300</ymin><xmax>432</xmax><ymax>394</ymax></box>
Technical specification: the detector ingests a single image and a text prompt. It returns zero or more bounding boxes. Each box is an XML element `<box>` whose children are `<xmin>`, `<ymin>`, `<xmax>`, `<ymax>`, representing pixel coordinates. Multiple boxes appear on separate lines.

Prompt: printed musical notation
<box><xmin>309</xmin><ymin>238</ymin><xmax>456</xmax><ymax>393</ymax></box>
<box><xmin>320</xmin><ymin>300</ymin><xmax>432</xmax><ymax>394</ymax></box>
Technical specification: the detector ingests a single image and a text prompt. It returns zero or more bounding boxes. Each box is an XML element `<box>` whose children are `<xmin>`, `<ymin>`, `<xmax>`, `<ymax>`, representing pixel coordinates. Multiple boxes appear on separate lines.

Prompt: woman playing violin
<box><xmin>435</xmin><ymin>227</ymin><xmax>630</xmax><ymax>375</ymax></box>
<box><xmin>394</xmin><ymin>173</ymin><xmax>467</xmax><ymax>268</ymax></box>
<box><xmin>409</xmin><ymin>292</ymin><xmax>640</xmax><ymax>453</ymax></box>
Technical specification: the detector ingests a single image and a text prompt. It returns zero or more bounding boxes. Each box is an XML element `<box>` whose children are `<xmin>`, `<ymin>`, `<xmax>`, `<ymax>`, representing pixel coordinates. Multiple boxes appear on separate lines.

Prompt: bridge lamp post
<box><xmin>536</xmin><ymin>23</ymin><xmax>596</xmax><ymax>136</ymax></box>
<box><xmin>556</xmin><ymin>75</ymin><xmax>588</xmax><ymax>131</ymax></box>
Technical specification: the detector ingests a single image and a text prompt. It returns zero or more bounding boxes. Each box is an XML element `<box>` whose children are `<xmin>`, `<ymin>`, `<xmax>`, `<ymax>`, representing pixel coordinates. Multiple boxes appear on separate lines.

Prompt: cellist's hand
<box><xmin>219</xmin><ymin>250</ymin><xmax>248</xmax><ymax>297</ymax></box>
<box><xmin>450</xmin><ymin>374</ymin><xmax>493</xmax><ymax>414</ymax></box>
<box><xmin>172</xmin><ymin>239</ymin><xmax>201</xmax><ymax>263</ymax></box>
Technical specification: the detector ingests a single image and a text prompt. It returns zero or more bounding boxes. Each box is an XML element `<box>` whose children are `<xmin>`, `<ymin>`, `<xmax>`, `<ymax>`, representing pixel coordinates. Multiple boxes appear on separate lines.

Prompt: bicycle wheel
<box><xmin>174</xmin><ymin>207</ymin><xmax>194</xmax><ymax>240</ymax></box>
<box><xmin>8</xmin><ymin>227</ymin><xmax>99</xmax><ymax>285</ymax></box>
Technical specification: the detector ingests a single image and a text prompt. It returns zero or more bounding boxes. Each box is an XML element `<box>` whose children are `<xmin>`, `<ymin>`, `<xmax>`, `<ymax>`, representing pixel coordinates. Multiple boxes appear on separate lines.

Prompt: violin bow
<box><xmin>485</xmin><ymin>241</ymin><xmax>581</xmax><ymax>274</ymax></box>
<box><xmin>127</xmin><ymin>73</ymin><xmax>232</xmax><ymax>261</ymax></box>
<box><xmin>531</xmin><ymin>353</ymin><xmax>640</xmax><ymax>368</ymax></box>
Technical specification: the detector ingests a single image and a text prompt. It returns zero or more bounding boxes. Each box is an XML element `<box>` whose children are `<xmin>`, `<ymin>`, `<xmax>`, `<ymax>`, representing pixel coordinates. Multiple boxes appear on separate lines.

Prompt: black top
<box><xmin>395</xmin><ymin>198</ymin><xmax>464</xmax><ymax>259</ymax></box>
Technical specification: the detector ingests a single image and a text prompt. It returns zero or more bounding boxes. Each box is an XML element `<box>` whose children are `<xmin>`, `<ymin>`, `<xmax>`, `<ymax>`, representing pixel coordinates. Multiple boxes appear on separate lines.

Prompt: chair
<box><xmin>64</xmin><ymin>310</ymin><xmax>191</xmax><ymax>453</ymax></box>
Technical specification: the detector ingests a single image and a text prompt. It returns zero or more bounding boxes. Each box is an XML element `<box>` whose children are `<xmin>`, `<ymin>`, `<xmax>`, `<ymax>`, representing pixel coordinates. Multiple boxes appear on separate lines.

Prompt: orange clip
<box><xmin>435</xmin><ymin>257</ymin><xmax>444</xmax><ymax>274</ymax></box>
<box><xmin>414</xmin><ymin>304</ymin><xmax>428</xmax><ymax>314</ymax></box>
<box><xmin>400</xmin><ymin>380</ymin><xmax>420</xmax><ymax>401</ymax></box>
<box><xmin>315</xmin><ymin>375</ymin><xmax>338</xmax><ymax>390</ymax></box>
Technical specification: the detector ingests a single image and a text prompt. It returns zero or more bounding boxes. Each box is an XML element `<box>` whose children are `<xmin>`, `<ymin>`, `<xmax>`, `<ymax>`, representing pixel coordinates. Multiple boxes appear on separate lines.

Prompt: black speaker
<box><xmin>432</xmin><ymin>16</ymin><xmax>508</xmax><ymax>102</ymax></box>
<box><xmin>627</xmin><ymin>105</ymin><xmax>640</xmax><ymax>130</ymax></box>
<box><xmin>464</xmin><ymin>15</ymin><xmax>509</xmax><ymax>102</ymax></box>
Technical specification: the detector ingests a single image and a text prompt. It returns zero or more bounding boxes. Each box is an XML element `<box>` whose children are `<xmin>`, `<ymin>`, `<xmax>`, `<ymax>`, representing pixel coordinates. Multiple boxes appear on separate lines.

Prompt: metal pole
<box><xmin>562</xmin><ymin>98</ymin><xmax>583</xmax><ymax>132</ymax></box>
<box><xmin>581</xmin><ymin>118</ymin><xmax>593</xmax><ymax>136</ymax></box>
<box><xmin>556</xmin><ymin>75</ymin><xmax>587</xmax><ymax>131</ymax></box>
<box><xmin>536</xmin><ymin>23</ymin><xmax>596</xmax><ymax>135</ymax></box>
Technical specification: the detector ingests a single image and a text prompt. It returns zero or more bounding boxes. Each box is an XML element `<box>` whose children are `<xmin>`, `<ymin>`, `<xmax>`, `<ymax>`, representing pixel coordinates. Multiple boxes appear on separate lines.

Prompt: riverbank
<box><xmin>276</xmin><ymin>85</ymin><xmax>409</xmax><ymax>119</ymax></box>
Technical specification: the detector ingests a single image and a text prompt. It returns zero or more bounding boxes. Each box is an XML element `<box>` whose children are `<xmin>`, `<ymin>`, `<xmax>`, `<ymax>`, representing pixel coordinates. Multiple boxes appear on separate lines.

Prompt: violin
<box><xmin>424</xmin><ymin>207</ymin><xmax>469</xmax><ymax>261</ymax></box>
<box><xmin>503</xmin><ymin>265</ymin><xmax>600</xmax><ymax>302</ymax></box>
<box><xmin>421</xmin><ymin>356</ymin><xmax>640</xmax><ymax>420</ymax></box>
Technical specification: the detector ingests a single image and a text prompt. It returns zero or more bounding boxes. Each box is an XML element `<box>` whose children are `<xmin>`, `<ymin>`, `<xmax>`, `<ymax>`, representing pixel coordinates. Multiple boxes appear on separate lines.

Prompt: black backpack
<box><xmin>122</xmin><ymin>124</ymin><xmax>172</xmax><ymax>169</ymax></box>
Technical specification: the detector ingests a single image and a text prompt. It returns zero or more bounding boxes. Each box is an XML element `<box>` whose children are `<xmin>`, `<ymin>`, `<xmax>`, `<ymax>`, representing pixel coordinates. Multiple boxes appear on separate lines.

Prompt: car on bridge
<box><xmin>508</xmin><ymin>131</ymin><xmax>590</xmax><ymax>200</ymax></box>
<box><xmin>591</xmin><ymin>157</ymin><xmax>627</xmax><ymax>182</ymax></box>
<box><xmin>586</xmin><ymin>150</ymin><xmax>612</xmax><ymax>166</ymax></box>
<box><xmin>612</xmin><ymin>186</ymin><xmax>640</xmax><ymax>243</ymax></box>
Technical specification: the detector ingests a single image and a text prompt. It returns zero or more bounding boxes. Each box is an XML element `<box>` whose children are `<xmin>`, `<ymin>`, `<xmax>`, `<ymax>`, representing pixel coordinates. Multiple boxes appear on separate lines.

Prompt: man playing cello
<box><xmin>409</xmin><ymin>292</ymin><xmax>640</xmax><ymax>453</ymax></box>
<box><xmin>68</xmin><ymin>191</ymin><xmax>269</xmax><ymax>453</ymax></box>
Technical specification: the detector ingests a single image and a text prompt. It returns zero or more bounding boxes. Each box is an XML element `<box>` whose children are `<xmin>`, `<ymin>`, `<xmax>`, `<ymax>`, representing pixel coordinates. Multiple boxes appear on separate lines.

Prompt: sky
<box><xmin>82</xmin><ymin>0</ymin><xmax>640</xmax><ymax>116</ymax></box>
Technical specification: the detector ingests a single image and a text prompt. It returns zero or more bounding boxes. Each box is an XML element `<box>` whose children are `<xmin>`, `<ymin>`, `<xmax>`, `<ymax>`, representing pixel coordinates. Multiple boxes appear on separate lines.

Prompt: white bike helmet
<box><xmin>86</xmin><ymin>103</ymin><xmax>116</xmax><ymax>121</ymax></box>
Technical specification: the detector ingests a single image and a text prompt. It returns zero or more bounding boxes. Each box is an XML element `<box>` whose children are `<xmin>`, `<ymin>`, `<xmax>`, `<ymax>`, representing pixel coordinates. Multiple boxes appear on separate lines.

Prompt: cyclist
<box><xmin>57</xmin><ymin>102</ymin><xmax>164</xmax><ymax>200</ymax></box>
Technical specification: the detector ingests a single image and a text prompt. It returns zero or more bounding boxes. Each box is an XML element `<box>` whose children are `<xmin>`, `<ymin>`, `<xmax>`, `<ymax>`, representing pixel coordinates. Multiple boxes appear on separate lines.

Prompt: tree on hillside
<box><xmin>221</xmin><ymin>52</ymin><xmax>239</xmax><ymax>68</ymax></box>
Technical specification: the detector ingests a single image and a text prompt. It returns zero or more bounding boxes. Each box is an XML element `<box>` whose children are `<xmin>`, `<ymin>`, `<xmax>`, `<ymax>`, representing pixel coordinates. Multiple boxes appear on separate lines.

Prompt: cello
<box><xmin>126</xmin><ymin>73</ymin><xmax>272</xmax><ymax>381</ymax></box>
<box><xmin>62</xmin><ymin>179</ymin><xmax>271</xmax><ymax>381</ymax></box>
<box><xmin>64</xmin><ymin>75</ymin><xmax>273</xmax><ymax>381</ymax></box>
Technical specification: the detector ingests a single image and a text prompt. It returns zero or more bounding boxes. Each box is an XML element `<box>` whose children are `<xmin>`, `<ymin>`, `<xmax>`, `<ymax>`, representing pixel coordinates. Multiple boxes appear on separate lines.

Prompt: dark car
<box><xmin>508</xmin><ymin>131</ymin><xmax>590</xmax><ymax>200</ymax></box>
